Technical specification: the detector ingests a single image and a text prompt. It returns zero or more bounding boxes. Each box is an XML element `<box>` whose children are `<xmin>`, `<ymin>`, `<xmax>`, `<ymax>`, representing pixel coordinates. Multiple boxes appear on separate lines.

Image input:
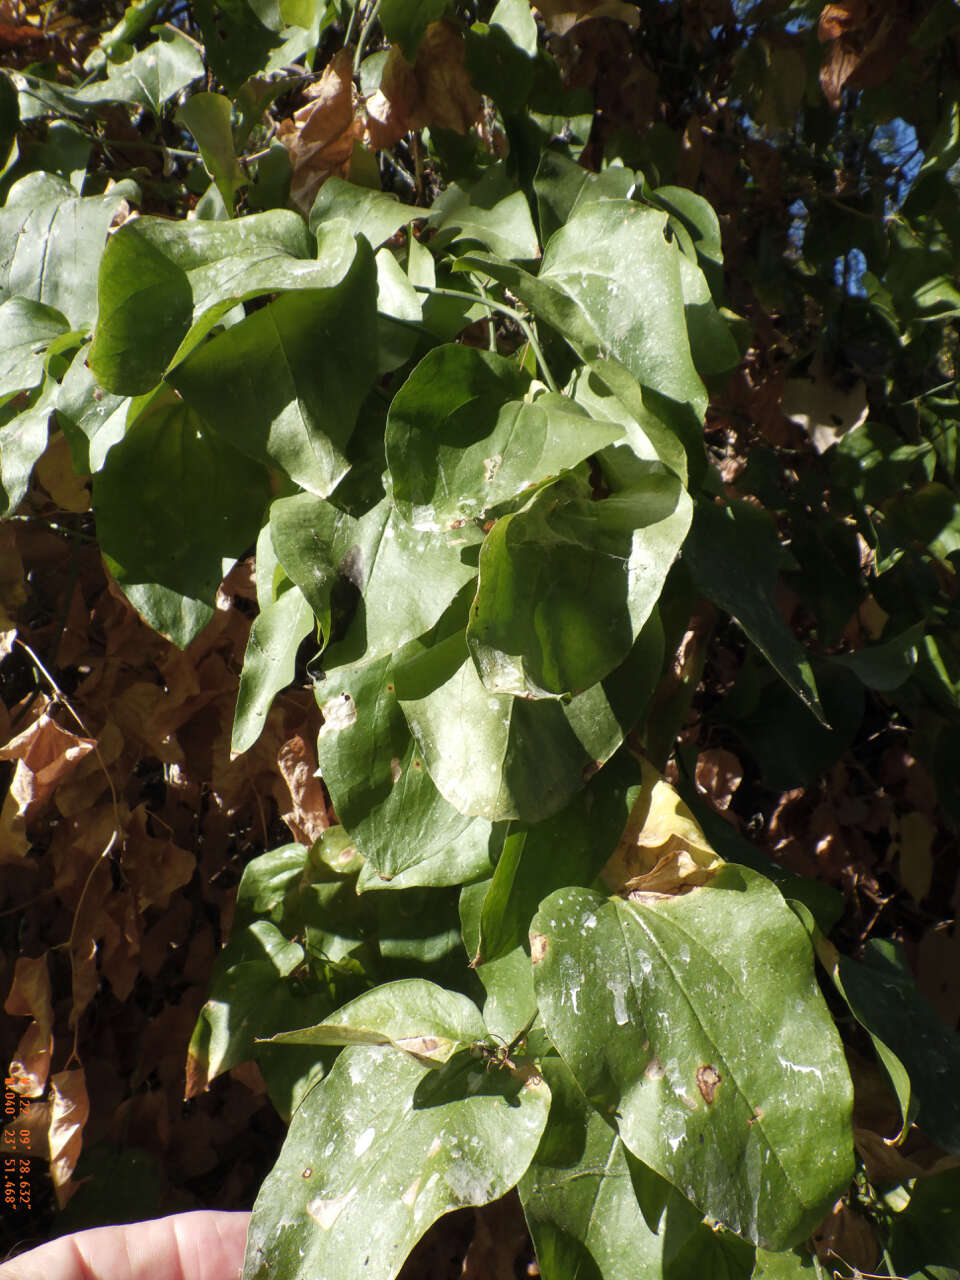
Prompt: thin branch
<box><xmin>412</xmin><ymin>284</ymin><xmax>559</xmax><ymax>392</ymax></box>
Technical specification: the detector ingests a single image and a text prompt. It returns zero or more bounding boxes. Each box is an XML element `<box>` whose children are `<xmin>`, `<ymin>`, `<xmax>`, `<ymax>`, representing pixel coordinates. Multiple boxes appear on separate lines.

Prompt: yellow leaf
<box><xmin>601</xmin><ymin>759</ymin><xmax>722</xmax><ymax>898</ymax></box>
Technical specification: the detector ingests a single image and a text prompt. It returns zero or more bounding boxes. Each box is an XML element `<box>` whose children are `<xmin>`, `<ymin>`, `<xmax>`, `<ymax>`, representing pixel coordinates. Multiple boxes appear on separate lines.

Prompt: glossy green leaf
<box><xmin>684</xmin><ymin>500</ymin><xmax>825</xmax><ymax>723</ymax></box>
<box><xmin>314</xmin><ymin>647</ymin><xmax>500</xmax><ymax>883</ymax></box>
<box><xmin>0</xmin><ymin>377</ymin><xmax>57</xmax><ymax>515</ymax></box>
<box><xmin>476</xmin><ymin>752</ymin><xmax>642</xmax><ymax>966</ymax></box>
<box><xmin>396</xmin><ymin>615</ymin><xmax>661</xmax><ymax>822</ymax></box>
<box><xmin>120</xmin><ymin>584</ymin><xmax>214</xmax><ymax>648</ymax></box>
<box><xmin>310</xmin><ymin>177</ymin><xmax>421</xmax><ymax>248</ymax></box>
<box><xmin>569</xmin><ymin>358</ymin><xmax>689</xmax><ymax>483</ymax></box>
<box><xmin>459</xmin><ymin>200</ymin><xmax>707</xmax><ymax>417</ymax></box>
<box><xmin>530</xmin><ymin>869</ymin><xmax>855</xmax><ymax>1250</ymax></box>
<box><xmin>263</xmin><ymin>979</ymin><xmax>486</xmax><ymax>1064</ymax></box>
<box><xmin>467</xmin><ymin>468</ymin><xmax>688</xmax><ymax>698</ymax></box>
<box><xmin>521</xmin><ymin>1057</ymin><xmax>755</xmax><ymax>1280</ymax></box>
<box><xmin>0</xmin><ymin>297</ymin><xmax>70</xmax><ymax>397</ymax></box>
<box><xmin>387</xmin><ymin>345</ymin><xmax>621</xmax><ymax>531</ymax></box>
<box><xmin>177</xmin><ymin>92</ymin><xmax>245</xmax><ymax>210</ymax></box>
<box><xmin>242</xmin><ymin>1042</ymin><xmax>550</xmax><ymax>1280</ymax></box>
<box><xmin>521</xmin><ymin>1056</ymin><xmax>677</xmax><ymax>1280</ymax></box>
<box><xmin>270</xmin><ymin>492</ymin><xmax>478</xmax><ymax>663</ymax></box>
<box><xmin>168</xmin><ymin>245</ymin><xmax>378</xmax><ymax>497</ymax></box>
<box><xmin>93</xmin><ymin>387</ymin><xmax>271</xmax><ymax>619</ymax></box>
<box><xmin>0</xmin><ymin>172</ymin><xmax>138</xmax><ymax>329</ymax></box>
<box><xmin>55</xmin><ymin>345</ymin><xmax>127</xmax><ymax>474</ymax></box>
<box><xmin>89</xmin><ymin>210</ymin><xmax>349</xmax><ymax>394</ymax></box>
<box><xmin>431</xmin><ymin>175</ymin><xmax>540</xmax><ymax>260</ymax></box>
<box><xmin>232</xmin><ymin>585</ymin><xmax>316</xmax><ymax>755</ymax></box>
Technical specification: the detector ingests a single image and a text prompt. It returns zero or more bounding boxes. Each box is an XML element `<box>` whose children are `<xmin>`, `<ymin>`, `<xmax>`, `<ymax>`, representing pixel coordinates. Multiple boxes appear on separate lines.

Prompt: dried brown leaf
<box><xmin>123</xmin><ymin>804</ymin><xmax>197</xmax><ymax>912</ymax></box>
<box><xmin>47</xmin><ymin>1068</ymin><xmax>90</xmax><ymax>1206</ymax></box>
<box><xmin>278</xmin><ymin>732</ymin><xmax>330</xmax><ymax>845</ymax></box>
<box><xmin>278</xmin><ymin>47</ymin><xmax>364</xmax><ymax>214</ymax></box>
<box><xmin>365</xmin><ymin>23</ymin><xmax>482</xmax><ymax>148</ymax></box>
<box><xmin>694</xmin><ymin>747</ymin><xmax>742</xmax><ymax>812</ymax></box>
<box><xmin>0</xmin><ymin>708</ymin><xmax>97</xmax><ymax>861</ymax></box>
<box><xmin>4</xmin><ymin>953</ymin><xmax>54</xmax><ymax>1097</ymax></box>
<box><xmin>812</xmin><ymin>1198</ymin><xmax>879</xmax><ymax>1274</ymax></box>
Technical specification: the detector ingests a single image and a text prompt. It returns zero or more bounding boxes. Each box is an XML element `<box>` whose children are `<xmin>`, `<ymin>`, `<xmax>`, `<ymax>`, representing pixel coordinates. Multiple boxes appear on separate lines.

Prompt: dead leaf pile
<box><xmin>0</xmin><ymin>487</ymin><xmax>328</xmax><ymax>1222</ymax></box>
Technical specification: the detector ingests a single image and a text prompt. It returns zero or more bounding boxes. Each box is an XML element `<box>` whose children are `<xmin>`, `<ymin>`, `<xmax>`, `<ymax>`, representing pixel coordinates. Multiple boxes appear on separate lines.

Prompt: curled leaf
<box><xmin>601</xmin><ymin>760</ymin><xmax>722</xmax><ymax>898</ymax></box>
<box><xmin>277</xmin><ymin>49</ymin><xmax>364</xmax><ymax>214</ymax></box>
<box><xmin>4</xmin><ymin>953</ymin><xmax>54</xmax><ymax>1097</ymax></box>
<box><xmin>47</xmin><ymin>1068</ymin><xmax>90</xmax><ymax>1206</ymax></box>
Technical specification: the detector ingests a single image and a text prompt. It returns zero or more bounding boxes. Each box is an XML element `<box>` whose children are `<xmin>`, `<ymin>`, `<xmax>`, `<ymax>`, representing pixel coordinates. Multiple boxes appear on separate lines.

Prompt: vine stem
<box><xmin>412</xmin><ymin>284</ymin><xmax>559</xmax><ymax>392</ymax></box>
<box><xmin>354</xmin><ymin>0</ymin><xmax>382</xmax><ymax>67</ymax></box>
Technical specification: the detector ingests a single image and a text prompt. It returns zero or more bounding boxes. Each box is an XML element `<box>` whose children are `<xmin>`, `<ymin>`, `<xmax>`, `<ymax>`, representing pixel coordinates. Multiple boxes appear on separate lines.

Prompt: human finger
<box><xmin>0</xmin><ymin>1209</ymin><xmax>251</xmax><ymax>1280</ymax></box>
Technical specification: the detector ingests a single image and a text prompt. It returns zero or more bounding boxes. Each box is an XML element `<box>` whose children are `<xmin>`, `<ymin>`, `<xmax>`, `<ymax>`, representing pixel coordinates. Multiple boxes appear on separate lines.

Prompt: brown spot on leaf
<box><xmin>530</xmin><ymin>933</ymin><xmax>548</xmax><ymax>964</ymax></box>
<box><xmin>643</xmin><ymin>1055</ymin><xmax>664</xmax><ymax>1081</ymax></box>
<box><xmin>696</xmin><ymin>1064</ymin><xmax>721</xmax><ymax>1104</ymax></box>
<box><xmin>301</xmin><ymin>1167</ymin><xmax>313</xmax><ymax>1179</ymax></box>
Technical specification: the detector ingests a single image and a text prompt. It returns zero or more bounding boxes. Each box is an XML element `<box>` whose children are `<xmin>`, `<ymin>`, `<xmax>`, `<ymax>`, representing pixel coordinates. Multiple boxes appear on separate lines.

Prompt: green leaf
<box><xmin>75</xmin><ymin>28</ymin><xmax>204</xmax><ymax>116</ymax></box>
<box><xmin>568</xmin><ymin>358</ymin><xmax>689</xmax><ymax>483</ymax></box>
<box><xmin>829</xmin><ymin>938</ymin><xmax>960</xmax><ymax>1154</ymax></box>
<box><xmin>386</xmin><ymin>345</ymin><xmax>622</xmax><ymax>531</ymax></box>
<box><xmin>521</xmin><ymin>1057</ymin><xmax>755</xmax><ymax>1280</ymax></box>
<box><xmin>431</xmin><ymin>165</ymin><xmax>540</xmax><ymax>260</ymax></box>
<box><xmin>55</xmin><ymin>345</ymin><xmax>128</xmax><ymax>474</ymax></box>
<box><xmin>232</xmin><ymin>585</ymin><xmax>316</xmax><ymax>755</ymax></box>
<box><xmin>177</xmin><ymin>92</ymin><xmax>246</xmax><ymax>211</ymax></box>
<box><xmin>120</xmin><ymin>584</ymin><xmax>214</xmax><ymax>648</ymax></box>
<box><xmin>521</xmin><ymin>1056</ymin><xmax>678</xmax><ymax>1280</ymax></box>
<box><xmin>0</xmin><ymin>377</ymin><xmax>57</xmax><ymax>515</ymax></box>
<box><xmin>460</xmin><ymin>200</ymin><xmax>707</xmax><ymax>417</ymax></box>
<box><xmin>93</xmin><ymin>387</ymin><xmax>271</xmax><ymax>620</ymax></box>
<box><xmin>467</xmin><ymin>468</ymin><xmax>689</xmax><ymax>698</ymax></box>
<box><xmin>891</xmin><ymin>1168</ymin><xmax>960</xmax><ymax>1277</ymax></box>
<box><xmin>0</xmin><ymin>172</ymin><xmax>138</xmax><ymax>329</ymax></box>
<box><xmin>242</xmin><ymin>1042</ymin><xmax>550</xmax><ymax>1280</ymax></box>
<box><xmin>192</xmin><ymin>0</ymin><xmax>283</xmax><ymax>92</ymax></box>
<box><xmin>262</xmin><ymin>978</ymin><xmax>486</xmax><ymax>1064</ymax></box>
<box><xmin>89</xmin><ymin>210</ymin><xmax>348</xmax><ymax>394</ymax></box>
<box><xmin>477</xmin><ymin>751</ymin><xmax>641</xmax><ymax>965</ymax></box>
<box><xmin>310</xmin><ymin>177</ymin><xmax>421</xmax><ymax>248</ymax></box>
<box><xmin>684</xmin><ymin>500</ymin><xmax>825</xmax><ymax>723</ymax></box>
<box><xmin>0</xmin><ymin>297</ymin><xmax>70</xmax><ymax>397</ymax></box>
<box><xmin>270</xmin><ymin>492</ymin><xmax>478</xmax><ymax>663</ymax></box>
<box><xmin>530</xmin><ymin>870</ymin><xmax>855</xmax><ymax>1250</ymax></box>
<box><xmin>168</xmin><ymin>243</ymin><xmax>379</xmax><ymax>497</ymax></box>
<box><xmin>396</xmin><ymin>613</ymin><xmax>662</xmax><ymax>822</ymax></box>
<box><xmin>314</xmin><ymin>646</ymin><xmax>500</xmax><ymax>883</ymax></box>
<box><xmin>652</xmin><ymin>185</ymin><xmax>724</xmax><ymax>277</ymax></box>
<box><xmin>673</xmin><ymin>248</ymin><xmax>739</xmax><ymax>377</ymax></box>
<box><xmin>379</xmin><ymin>0</ymin><xmax>449</xmax><ymax>58</ymax></box>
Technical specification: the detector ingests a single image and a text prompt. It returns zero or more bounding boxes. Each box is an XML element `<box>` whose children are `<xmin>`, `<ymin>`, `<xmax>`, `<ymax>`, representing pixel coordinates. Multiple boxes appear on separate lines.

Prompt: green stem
<box><xmin>354</xmin><ymin>0</ymin><xmax>382</xmax><ymax>66</ymax></box>
<box><xmin>342</xmin><ymin>0</ymin><xmax>361</xmax><ymax>49</ymax></box>
<box><xmin>413</xmin><ymin>284</ymin><xmax>558</xmax><ymax>392</ymax></box>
